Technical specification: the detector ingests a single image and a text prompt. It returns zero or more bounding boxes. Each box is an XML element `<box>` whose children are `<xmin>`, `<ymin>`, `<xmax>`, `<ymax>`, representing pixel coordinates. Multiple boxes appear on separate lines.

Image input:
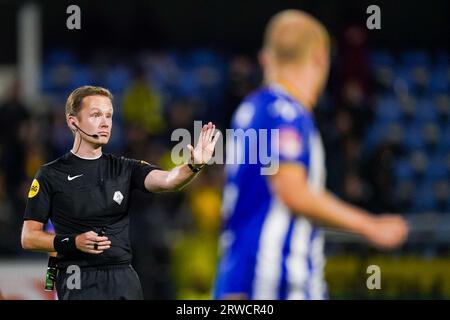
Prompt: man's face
<box><xmin>75</xmin><ymin>95</ymin><xmax>113</xmax><ymax>145</ymax></box>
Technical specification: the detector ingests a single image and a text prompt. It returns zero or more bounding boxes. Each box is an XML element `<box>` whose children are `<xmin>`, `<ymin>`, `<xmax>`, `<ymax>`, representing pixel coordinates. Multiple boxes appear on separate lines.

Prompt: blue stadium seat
<box><xmin>409</xmin><ymin>151</ymin><xmax>429</xmax><ymax>177</ymax></box>
<box><xmin>438</xmin><ymin>128</ymin><xmax>450</xmax><ymax>152</ymax></box>
<box><xmin>414</xmin><ymin>98</ymin><xmax>438</xmax><ymax>123</ymax></box>
<box><xmin>393</xmin><ymin>67</ymin><xmax>414</xmax><ymax>91</ymax></box>
<box><xmin>393</xmin><ymin>158</ymin><xmax>413</xmax><ymax>182</ymax></box>
<box><xmin>177</xmin><ymin>70</ymin><xmax>201</xmax><ymax>99</ymax></box>
<box><xmin>188</xmin><ymin>49</ymin><xmax>224</xmax><ymax>68</ymax></box>
<box><xmin>403</xmin><ymin>126</ymin><xmax>425</xmax><ymax>151</ymax></box>
<box><xmin>435</xmin><ymin>51</ymin><xmax>449</xmax><ymax>69</ymax></box>
<box><xmin>426</xmin><ymin>155</ymin><xmax>448</xmax><ymax>182</ymax></box>
<box><xmin>411</xmin><ymin>182</ymin><xmax>437</xmax><ymax>213</ymax></box>
<box><xmin>44</xmin><ymin>49</ymin><xmax>77</xmax><ymax>67</ymax></box>
<box><xmin>370</xmin><ymin>50</ymin><xmax>394</xmax><ymax>68</ymax></box>
<box><xmin>400</xmin><ymin>51</ymin><xmax>430</xmax><ymax>68</ymax></box>
<box><xmin>375</xmin><ymin>95</ymin><xmax>401</xmax><ymax>122</ymax></box>
<box><xmin>421</xmin><ymin>123</ymin><xmax>441</xmax><ymax>150</ymax></box>
<box><xmin>71</xmin><ymin>66</ymin><xmax>93</xmax><ymax>89</ymax></box>
<box><xmin>429</xmin><ymin>67</ymin><xmax>450</xmax><ymax>94</ymax></box>
<box><xmin>107</xmin><ymin>64</ymin><xmax>131</xmax><ymax>93</ymax></box>
<box><xmin>364</xmin><ymin>121</ymin><xmax>394</xmax><ymax>149</ymax></box>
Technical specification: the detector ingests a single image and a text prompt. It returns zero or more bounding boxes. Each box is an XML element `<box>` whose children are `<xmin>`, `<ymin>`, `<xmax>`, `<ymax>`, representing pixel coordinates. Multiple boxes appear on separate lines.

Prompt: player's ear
<box><xmin>258</xmin><ymin>49</ymin><xmax>268</xmax><ymax>68</ymax></box>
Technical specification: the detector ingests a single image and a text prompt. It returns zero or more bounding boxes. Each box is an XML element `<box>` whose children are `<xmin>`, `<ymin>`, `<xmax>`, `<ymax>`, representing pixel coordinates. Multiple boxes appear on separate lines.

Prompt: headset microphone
<box><xmin>73</xmin><ymin>123</ymin><xmax>99</xmax><ymax>139</ymax></box>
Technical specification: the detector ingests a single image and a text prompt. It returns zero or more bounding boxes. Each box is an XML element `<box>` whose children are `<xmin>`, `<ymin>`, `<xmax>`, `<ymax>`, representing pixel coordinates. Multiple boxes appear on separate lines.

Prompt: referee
<box><xmin>21</xmin><ymin>86</ymin><xmax>220</xmax><ymax>300</ymax></box>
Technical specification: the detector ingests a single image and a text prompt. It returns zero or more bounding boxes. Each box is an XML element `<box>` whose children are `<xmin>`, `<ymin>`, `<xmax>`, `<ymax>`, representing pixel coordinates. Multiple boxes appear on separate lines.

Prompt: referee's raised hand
<box><xmin>75</xmin><ymin>231</ymin><xmax>111</xmax><ymax>254</ymax></box>
<box><xmin>187</xmin><ymin>121</ymin><xmax>221</xmax><ymax>166</ymax></box>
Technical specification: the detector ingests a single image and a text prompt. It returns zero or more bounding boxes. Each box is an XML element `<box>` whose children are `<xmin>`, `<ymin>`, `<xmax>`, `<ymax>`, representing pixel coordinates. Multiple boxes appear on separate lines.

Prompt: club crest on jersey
<box><xmin>279</xmin><ymin>127</ymin><xmax>303</xmax><ymax>160</ymax></box>
<box><xmin>113</xmin><ymin>191</ymin><xmax>124</xmax><ymax>205</ymax></box>
<box><xmin>28</xmin><ymin>179</ymin><xmax>40</xmax><ymax>198</ymax></box>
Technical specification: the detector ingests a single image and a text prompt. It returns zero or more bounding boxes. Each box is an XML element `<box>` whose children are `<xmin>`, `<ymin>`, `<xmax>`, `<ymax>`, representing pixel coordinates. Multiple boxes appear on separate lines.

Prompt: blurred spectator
<box><xmin>364</xmin><ymin>143</ymin><xmax>398</xmax><ymax>212</ymax></box>
<box><xmin>335</xmin><ymin>25</ymin><xmax>371</xmax><ymax>97</ymax></box>
<box><xmin>50</xmin><ymin>107</ymin><xmax>75</xmax><ymax>158</ymax></box>
<box><xmin>0</xmin><ymin>80</ymin><xmax>30</xmax><ymax>203</ymax></box>
<box><xmin>166</xmin><ymin>99</ymin><xmax>195</xmax><ymax>132</ymax></box>
<box><xmin>342</xmin><ymin>171</ymin><xmax>372</xmax><ymax>208</ymax></box>
<box><xmin>340</xmin><ymin>79</ymin><xmax>374</xmax><ymax>137</ymax></box>
<box><xmin>0</xmin><ymin>172</ymin><xmax>16</xmax><ymax>253</ymax></box>
<box><xmin>171</xmin><ymin>169</ymin><xmax>222</xmax><ymax>299</ymax></box>
<box><xmin>122</xmin><ymin>68</ymin><xmax>165</xmax><ymax>135</ymax></box>
<box><xmin>223</xmin><ymin>55</ymin><xmax>260</xmax><ymax>128</ymax></box>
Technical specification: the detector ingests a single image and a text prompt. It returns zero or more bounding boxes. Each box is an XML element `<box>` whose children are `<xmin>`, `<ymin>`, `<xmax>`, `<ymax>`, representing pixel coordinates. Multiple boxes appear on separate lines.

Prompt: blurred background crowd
<box><xmin>0</xmin><ymin>0</ymin><xmax>449</xmax><ymax>299</ymax></box>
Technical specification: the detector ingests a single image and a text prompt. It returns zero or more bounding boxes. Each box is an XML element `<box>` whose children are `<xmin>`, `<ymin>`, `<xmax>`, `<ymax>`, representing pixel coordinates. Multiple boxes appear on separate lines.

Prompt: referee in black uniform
<box><xmin>21</xmin><ymin>86</ymin><xmax>220</xmax><ymax>300</ymax></box>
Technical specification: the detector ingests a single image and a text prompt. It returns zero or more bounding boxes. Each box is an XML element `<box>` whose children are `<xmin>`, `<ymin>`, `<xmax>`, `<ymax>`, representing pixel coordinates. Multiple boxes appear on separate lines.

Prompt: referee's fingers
<box><xmin>96</xmin><ymin>245</ymin><xmax>111</xmax><ymax>250</ymax></box>
<box><xmin>90</xmin><ymin>243</ymin><xmax>110</xmax><ymax>250</ymax></box>
<box><xmin>86</xmin><ymin>249</ymin><xmax>104</xmax><ymax>254</ymax></box>
<box><xmin>96</xmin><ymin>240</ymin><xmax>111</xmax><ymax>246</ymax></box>
<box><xmin>86</xmin><ymin>233</ymin><xmax>99</xmax><ymax>241</ymax></box>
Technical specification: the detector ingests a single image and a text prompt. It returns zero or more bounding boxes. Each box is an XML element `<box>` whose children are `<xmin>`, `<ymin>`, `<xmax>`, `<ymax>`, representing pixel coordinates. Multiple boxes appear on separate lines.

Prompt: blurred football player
<box><xmin>214</xmin><ymin>10</ymin><xmax>408</xmax><ymax>300</ymax></box>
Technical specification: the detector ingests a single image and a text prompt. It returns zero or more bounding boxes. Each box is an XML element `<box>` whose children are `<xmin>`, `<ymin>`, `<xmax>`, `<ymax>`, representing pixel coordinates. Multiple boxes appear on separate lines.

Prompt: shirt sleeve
<box><xmin>23</xmin><ymin>168</ymin><xmax>52</xmax><ymax>223</ymax></box>
<box><xmin>267</xmin><ymin>100</ymin><xmax>310</xmax><ymax>167</ymax></box>
<box><xmin>130</xmin><ymin>159</ymin><xmax>161</xmax><ymax>192</ymax></box>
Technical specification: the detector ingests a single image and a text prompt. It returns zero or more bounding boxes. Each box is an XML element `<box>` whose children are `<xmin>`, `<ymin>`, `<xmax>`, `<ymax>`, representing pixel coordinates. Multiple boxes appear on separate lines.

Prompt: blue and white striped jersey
<box><xmin>214</xmin><ymin>84</ymin><xmax>328</xmax><ymax>300</ymax></box>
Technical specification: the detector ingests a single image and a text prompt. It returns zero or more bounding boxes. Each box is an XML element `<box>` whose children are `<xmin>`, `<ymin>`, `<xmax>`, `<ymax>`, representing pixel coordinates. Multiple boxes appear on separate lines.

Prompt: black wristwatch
<box><xmin>188</xmin><ymin>162</ymin><xmax>205</xmax><ymax>173</ymax></box>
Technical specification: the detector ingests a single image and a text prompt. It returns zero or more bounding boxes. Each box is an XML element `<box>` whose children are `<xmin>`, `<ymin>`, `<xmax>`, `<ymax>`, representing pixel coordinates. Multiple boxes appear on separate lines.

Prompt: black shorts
<box><xmin>56</xmin><ymin>263</ymin><xmax>143</xmax><ymax>300</ymax></box>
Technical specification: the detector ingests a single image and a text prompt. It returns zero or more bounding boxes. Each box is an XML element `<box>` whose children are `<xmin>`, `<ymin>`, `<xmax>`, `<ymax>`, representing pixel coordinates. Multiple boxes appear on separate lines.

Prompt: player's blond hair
<box><xmin>263</xmin><ymin>10</ymin><xmax>330</xmax><ymax>65</ymax></box>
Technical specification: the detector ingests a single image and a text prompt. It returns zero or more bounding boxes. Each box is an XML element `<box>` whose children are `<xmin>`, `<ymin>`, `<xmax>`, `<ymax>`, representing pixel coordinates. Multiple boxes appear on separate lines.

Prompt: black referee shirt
<box><xmin>24</xmin><ymin>151</ymin><xmax>159</xmax><ymax>268</ymax></box>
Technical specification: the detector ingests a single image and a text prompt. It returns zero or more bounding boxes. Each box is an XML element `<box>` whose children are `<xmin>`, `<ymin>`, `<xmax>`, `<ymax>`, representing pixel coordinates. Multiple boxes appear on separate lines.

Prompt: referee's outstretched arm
<box><xmin>21</xmin><ymin>122</ymin><xmax>220</xmax><ymax>253</ymax></box>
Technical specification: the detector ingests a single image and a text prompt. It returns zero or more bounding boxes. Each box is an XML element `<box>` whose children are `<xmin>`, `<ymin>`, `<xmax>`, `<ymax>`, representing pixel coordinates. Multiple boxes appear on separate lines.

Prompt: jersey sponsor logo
<box><xmin>113</xmin><ymin>191</ymin><xmax>123</xmax><ymax>205</ymax></box>
<box><xmin>279</xmin><ymin>127</ymin><xmax>303</xmax><ymax>160</ymax></box>
<box><xmin>67</xmin><ymin>174</ymin><xmax>83</xmax><ymax>181</ymax></box>
<box><xmin>28</xmin><ymin>179</ymin><xmax>40</xmax><ymax>198</ymax></box>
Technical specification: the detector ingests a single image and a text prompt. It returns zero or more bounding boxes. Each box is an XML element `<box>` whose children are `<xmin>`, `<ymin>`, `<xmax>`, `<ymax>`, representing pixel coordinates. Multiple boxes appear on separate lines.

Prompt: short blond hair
<box><xmin>65</xmin><ymin>86</ymin><xmax>113</xmax><ymax>117</ymax></box>
<box><xmin>263</xmin><ymin>10</ymin><xmax>330</xmax><ymax>65</ymax></box>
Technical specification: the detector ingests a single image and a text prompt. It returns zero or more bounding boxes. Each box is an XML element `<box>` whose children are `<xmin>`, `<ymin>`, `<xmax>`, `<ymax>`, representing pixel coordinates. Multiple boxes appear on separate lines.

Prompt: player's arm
<box><xmin>269</xmin><ymin>163</ymin><xmax>409</xmax><ymax>249</ymax></box>
<box><xmin>144</xmin><ymin>122</ymin><xmax>220</xmax><ymax>192</ymax></box>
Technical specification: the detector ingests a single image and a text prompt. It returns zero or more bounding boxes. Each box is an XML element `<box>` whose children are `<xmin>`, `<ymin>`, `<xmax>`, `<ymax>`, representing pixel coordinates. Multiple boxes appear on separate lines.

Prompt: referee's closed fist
<box><xmin>75</xmin><ymin>231</ymin><xmax>111</xmax><ymax>254</ymax></box>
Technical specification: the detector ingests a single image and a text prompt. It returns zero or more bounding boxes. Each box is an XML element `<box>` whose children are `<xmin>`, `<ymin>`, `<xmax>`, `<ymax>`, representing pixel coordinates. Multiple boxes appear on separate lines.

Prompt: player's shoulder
<box><xmin>232</xmin><ymin>86</ymin><xmax>284</xmax><ymax>128</ymax></box>
<box><xmin>240</xmin><ymin>86</ymin><xmax>311</xmax><ymax>129</ymax></box>
<box><xmin>240</xmin><ymin>86</ymin><xmax>282</xmax><ymax>110</ymax></box>
<box><xmin>267</xmin><ymin>85</ymin><xmax>311</xmax><ymax>121</ymax></box>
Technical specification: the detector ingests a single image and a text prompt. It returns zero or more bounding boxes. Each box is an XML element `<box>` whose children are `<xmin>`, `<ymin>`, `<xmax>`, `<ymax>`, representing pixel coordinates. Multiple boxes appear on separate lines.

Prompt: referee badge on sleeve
<box><xmin>28</xmin><ymin>179</ymin><xmax>40</xmax><ymax>198</ymax></box>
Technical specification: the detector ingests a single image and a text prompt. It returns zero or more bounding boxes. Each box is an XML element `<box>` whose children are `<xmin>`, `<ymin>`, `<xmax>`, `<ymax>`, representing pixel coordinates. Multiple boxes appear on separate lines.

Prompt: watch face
<box><xmin>189</xmin><ymin>163</ymin><xmax>203</xmax><ymax>173</ymax></box>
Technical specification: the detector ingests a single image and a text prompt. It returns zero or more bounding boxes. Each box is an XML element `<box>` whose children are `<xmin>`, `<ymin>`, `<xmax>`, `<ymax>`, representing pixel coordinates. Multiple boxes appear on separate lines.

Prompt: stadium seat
<box><xmin>375</xmin><ymin>95</ymin><xmax>401</xmax><ymax>122</ymax></box>
<box><xmin>411</xmin><ymin>182</ymin><xmax>437</xmax><ymax>213</ymax></box>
